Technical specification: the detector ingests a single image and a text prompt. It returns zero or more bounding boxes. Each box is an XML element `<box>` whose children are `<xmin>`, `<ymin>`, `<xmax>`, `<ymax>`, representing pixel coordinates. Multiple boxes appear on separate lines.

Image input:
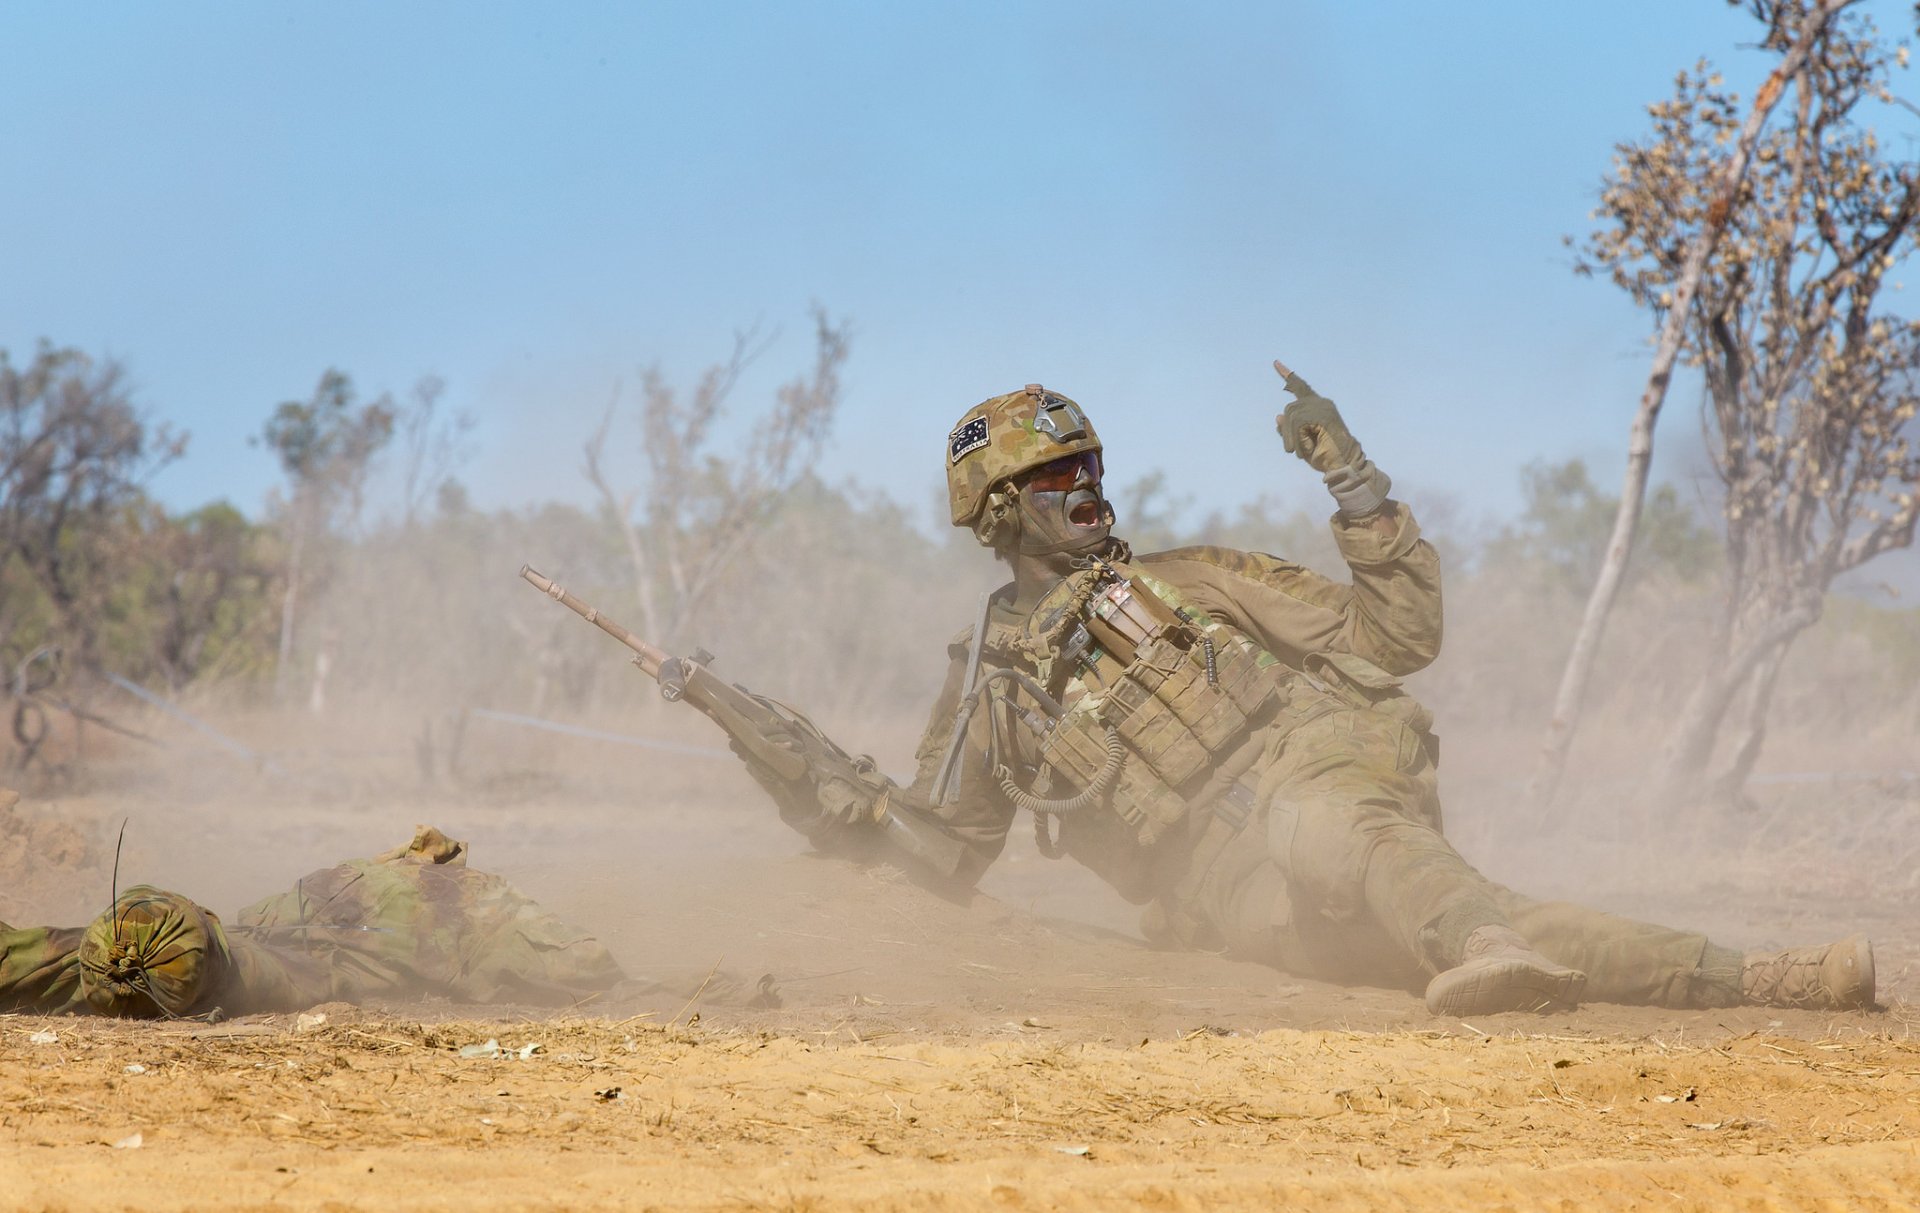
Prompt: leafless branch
<box><xmin>582</xmin><ymin>308</ymin><xmax>851</xmax><ymax>649</ymax></box>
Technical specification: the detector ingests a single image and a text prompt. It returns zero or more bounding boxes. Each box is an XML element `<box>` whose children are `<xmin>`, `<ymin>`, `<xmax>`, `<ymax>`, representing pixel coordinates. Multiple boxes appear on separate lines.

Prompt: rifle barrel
<box><xmin>519</xmin><ymin>565</ymin><xmax>667</xmax><ymax>677</ymax></box>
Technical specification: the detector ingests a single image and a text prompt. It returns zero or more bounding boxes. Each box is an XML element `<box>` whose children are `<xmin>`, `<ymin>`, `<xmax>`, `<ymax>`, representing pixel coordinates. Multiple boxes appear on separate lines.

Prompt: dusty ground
<box><xmin>4</xmin><ymin>1012</ymin><xmax>1918</xmax><ymax>1212</ymax></box>
<box><xmin>3</xmin><ymin>724</ymin><xmax>1918</xmax><ymax>1210</ymax></box>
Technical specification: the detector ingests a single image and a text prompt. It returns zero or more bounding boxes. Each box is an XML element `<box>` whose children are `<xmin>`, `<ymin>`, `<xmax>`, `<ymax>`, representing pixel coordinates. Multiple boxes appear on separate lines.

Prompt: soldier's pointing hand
<box><xmin>1272</xmin><ymin>359</ymin><xmax>1392</xmax><ymax>519</ymax></box>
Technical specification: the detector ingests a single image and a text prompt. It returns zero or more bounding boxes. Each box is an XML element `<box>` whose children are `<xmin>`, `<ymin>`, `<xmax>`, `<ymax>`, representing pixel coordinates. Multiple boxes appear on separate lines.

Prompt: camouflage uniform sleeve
<box><xmin>893</xmin><ymin>634</ymin><xmax>1016</xmax><ymax>888</ymax></box>
<box><xmin>1139</xmin><ymin>500</ymin><xmax>1442</xmax><ymax>675</ymax></box>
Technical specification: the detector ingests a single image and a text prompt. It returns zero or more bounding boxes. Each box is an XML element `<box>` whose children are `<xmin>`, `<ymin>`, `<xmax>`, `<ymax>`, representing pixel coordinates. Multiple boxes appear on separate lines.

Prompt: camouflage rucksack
<box><xmin>77</xmin><ymin>886</ymin><xmax>234</xmax><ymax>1018</ymax></box>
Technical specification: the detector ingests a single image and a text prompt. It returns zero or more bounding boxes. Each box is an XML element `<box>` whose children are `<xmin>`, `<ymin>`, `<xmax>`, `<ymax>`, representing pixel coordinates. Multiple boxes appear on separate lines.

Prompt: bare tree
<box><xmin>1561</xmin><ymin>1</ymin><xmax>1920</xmax><ymax>807</ymax></box>
<box><xmin>1527</xmin><ymin>0</ymin><xmax>1853</xmax><ymax>810</ymax></box>
<box><xmin>583</xmin><ymin>307</ymin><xmax>851</xmax><ymax>646</ymax></box>
<box><xmin>256</xmin><ymin>370</ymin><xmax>396</xmax><ymax>702</ymax></box>
<box><xmin>396</xmin><ymin>374</ymin><xmax>476</xmax><ymax>528</ymax></box>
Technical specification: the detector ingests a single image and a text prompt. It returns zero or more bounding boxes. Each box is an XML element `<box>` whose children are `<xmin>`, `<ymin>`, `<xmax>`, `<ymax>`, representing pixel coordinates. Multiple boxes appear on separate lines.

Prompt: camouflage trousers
<box><xmin>1165</xmin><ymin>707</ymin><xmax>1742</xmax><ymax>1009</ymax></box>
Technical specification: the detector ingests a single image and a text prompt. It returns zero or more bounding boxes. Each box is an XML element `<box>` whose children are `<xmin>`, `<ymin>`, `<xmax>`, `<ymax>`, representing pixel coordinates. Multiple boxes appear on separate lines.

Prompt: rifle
<box><xmin>518</xmin><ymin>566</ymin><xmax>969</xmax><ymax>876</ymax></box>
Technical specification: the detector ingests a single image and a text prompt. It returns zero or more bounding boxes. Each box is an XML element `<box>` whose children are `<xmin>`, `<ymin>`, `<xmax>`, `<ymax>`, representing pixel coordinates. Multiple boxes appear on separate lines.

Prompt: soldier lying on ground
<box><xmin>717</xmin><ymin>370</ymin><xmax>1875</xmax><ymax>1017</ymax></box>
<box><xmin>0</xmin><ymin>820</ymin><xmax>770</xmax><ymax>1018</ymax></box>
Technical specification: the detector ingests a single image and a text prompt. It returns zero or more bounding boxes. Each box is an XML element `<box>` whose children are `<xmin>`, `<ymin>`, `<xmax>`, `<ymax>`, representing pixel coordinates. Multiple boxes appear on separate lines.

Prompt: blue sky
<box><xmin>3</xmin><ymin>1</ymin><xmax>1915</xmax><ymax>537</ymax></box>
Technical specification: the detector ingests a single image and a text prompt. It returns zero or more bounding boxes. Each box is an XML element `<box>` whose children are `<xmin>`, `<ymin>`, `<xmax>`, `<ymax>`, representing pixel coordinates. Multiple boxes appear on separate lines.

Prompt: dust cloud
<box><xmin>6</xmin><ymin>478</ymin><xmax>1918</xmax><ymax>1212</ymax></box>
<box><xmin>4</xmin><ymin>490</ymin><xmax>1914</xmax><ymax>1019</ymax></box>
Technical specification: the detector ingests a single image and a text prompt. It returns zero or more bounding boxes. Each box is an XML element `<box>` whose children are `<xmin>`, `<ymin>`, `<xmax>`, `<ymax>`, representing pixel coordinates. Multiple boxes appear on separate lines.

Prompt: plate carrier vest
<box><xmin>999</xmin><ymin>559</ymin><xmax>1286</xmax><ymax>848</ymax></box>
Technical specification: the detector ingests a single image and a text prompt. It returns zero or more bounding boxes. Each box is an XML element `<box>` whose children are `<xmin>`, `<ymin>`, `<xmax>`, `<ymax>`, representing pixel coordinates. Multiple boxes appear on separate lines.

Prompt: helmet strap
<box><xmin>972</xmin><ymin>487</ymin><xmax>1017</xmax><ymax>548</ymax></box>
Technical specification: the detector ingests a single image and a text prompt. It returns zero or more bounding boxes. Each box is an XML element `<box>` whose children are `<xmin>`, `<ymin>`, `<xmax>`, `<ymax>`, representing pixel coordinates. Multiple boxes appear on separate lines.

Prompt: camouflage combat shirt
<box><xmin>904</xmin><ymin>502</ymin><xmax>1443</xmax><ymax>896</ymax></box>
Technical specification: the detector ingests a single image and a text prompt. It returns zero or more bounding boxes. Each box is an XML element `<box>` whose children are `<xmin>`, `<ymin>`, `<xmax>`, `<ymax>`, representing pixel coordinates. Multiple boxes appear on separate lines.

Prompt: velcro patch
<box><xmin>949</xmin><ymin>416</ymin><xmax>990</xmax><ymax>463</ymax></box>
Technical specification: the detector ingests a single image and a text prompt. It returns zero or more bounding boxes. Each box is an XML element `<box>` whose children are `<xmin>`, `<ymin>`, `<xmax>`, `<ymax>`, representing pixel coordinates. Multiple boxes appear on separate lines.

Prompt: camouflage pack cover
<box><xmin>1015</xmin><ymin>562</ymin><xmax>1284</xmax><ymax>847</ymax></box>
<box><xmin>234</xmin><ymin>825</ymin><xmax>624</xmax><ymax>1005</ymax></box>
<box><xmin>77</xmin><ymin>885</ymin><xmax>234</xmax><ymax>1018</ymax></box>
<box><xmin>2</xmin><ymin>826</ymin><xmax>625</xmax><ymax>1017</ymax></box>
<box><xmin>0</xmin><ymin>923</ymin><xmax>85</xmax><ymax>1013</ymax></box>
<box><xmin>946</xmin><ymin>385</ymin><xmax>1103</xmax><ymax>525</ymax></box>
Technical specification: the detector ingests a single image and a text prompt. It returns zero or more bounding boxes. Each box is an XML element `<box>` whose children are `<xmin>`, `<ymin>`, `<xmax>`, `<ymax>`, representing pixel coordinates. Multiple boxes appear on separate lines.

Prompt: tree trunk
<box><xmin>308</xmin><ymin>648</ymin><xmax>332</xmax><ymax>716</ymax></box>
<box><xmin>274</xmin><ymin>518</ymin><xmax>307</xmax><ymax>704</ymax></box>
<box><xmin>1525</xmin><ymin>4</ymin><xmax>1840</xmax><ymax>814</ymax></box>
<box><xmin>1656</xmin><ymin>603</ymin><xmax>1818</xmax><ymax>808</ymax></box>
<box><xmin>1706</xmin><ymin>640</ymin><xmax>1791</xmax><ymax>807</ymax></box>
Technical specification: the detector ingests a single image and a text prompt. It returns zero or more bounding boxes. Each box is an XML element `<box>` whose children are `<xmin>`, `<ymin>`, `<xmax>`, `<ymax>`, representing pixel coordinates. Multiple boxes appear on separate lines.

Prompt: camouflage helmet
<box><xmin>946</xmin><ymin>384</ymin><xmax>1102</xmax><ymax>526</ymax></box>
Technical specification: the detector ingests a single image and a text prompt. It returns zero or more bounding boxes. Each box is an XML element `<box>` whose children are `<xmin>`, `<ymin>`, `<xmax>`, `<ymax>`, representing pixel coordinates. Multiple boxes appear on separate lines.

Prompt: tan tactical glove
<box><xmin>1273</xmin><ymin>359</ymin><xmax>1391</xmax><ymax>518</ymax></box>
<box><xmin>729</xmin><ymin>732</ymin><xmax>885</xmax><ymax>846</ymax></box>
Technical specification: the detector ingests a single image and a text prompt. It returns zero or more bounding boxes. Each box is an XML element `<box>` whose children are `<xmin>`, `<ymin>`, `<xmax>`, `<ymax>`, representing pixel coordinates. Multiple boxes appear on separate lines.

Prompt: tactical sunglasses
<box><xmin>1023</xmin><ymin>451</ymin><xmax>1103</xmax><ymax>492</ymax></box>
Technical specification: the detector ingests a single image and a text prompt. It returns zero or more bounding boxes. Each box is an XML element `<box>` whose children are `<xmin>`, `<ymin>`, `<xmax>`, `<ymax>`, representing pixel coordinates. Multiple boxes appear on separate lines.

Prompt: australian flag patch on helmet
<box><xmin>949</xmin><ymin>416</ymin><xmax>990</xmax><ymax>464</ymax></box>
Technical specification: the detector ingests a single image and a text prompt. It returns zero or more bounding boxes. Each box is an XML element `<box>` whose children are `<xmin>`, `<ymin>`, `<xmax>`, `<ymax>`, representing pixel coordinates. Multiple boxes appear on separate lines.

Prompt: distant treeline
<box><xmin>4</xmin><ymin>336</ymin><xmax>1917</xmax><ymax>795</ymax></box>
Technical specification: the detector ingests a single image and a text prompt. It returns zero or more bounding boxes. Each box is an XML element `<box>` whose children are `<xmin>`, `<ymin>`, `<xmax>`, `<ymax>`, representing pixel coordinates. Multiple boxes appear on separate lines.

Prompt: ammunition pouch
<box><xmin>1021</xmin><ymin>565</ymin><xmax>1284</xmax><ymax>848</ymax></box>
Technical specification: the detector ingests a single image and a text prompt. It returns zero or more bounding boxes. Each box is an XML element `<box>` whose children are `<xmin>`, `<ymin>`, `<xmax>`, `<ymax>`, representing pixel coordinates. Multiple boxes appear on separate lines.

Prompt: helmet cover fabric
<box><xmin>946</xmin><ymin>385</ymin><xmax>1103</xmax><ymax>526</ymax></box>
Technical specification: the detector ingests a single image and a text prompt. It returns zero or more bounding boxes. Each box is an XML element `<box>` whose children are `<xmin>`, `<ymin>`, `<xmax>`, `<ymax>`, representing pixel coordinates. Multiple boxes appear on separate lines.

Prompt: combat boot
<box><xmin>1741</xmin><ymin>936</ymin><xmax>1875</xmax><ymax>1010</ymax></box>
<box><xmin>1425</xmin><ymin>925</ymin><xmax>1587</xmax><ymax>1016</ymax></box>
